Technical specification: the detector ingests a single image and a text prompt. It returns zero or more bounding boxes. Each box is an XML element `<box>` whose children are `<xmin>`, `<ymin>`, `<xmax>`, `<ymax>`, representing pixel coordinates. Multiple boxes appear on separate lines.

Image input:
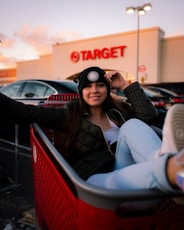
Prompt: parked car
<box><xmin>111</xmin><ymin>87</ymin><xmax>170</xmax><ymax>111</ymax></box>
<box><xmin>147</xmin><ymin>86</ymin><xmax>184</xmax><ymax>105</ymax></box>
<box><xmin>0</xmin><ymin>79</ymin><xmax>78</xmax><ymax>105</ymax></box>
<box><xmin>144</xmin><ymin>82</ymin><xmax>184</xmax><ymax>96</ymax></box>
<box><xmin>142</xmin><ymin>87</ymin><xmax>171</xmax><ymax>111</ymax></box>
<box><xmin>142</xmin><ymin>87</ymin><xmax>171</xmax><ymax>128</ymax></box>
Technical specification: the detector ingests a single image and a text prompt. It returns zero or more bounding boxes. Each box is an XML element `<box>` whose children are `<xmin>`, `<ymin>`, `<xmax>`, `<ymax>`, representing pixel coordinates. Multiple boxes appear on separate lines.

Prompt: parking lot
<box><xmin>0</xmin><ymin>125</ymin><xmax>38</xmax><ymax>229</ymax></box>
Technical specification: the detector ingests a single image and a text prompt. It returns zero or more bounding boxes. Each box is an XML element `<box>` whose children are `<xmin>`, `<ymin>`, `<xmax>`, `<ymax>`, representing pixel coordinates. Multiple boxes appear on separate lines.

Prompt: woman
<box><xmin>0</xmin><ymin>66</ymin><xmax>184</xmax><ymax>193</ymax></box>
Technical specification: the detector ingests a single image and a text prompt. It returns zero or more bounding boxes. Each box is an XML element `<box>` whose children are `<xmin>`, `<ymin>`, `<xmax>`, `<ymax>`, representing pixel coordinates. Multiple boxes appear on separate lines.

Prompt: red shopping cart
<box><xmin>30</xmin><ymin>94</ymin><xmax>184</xmax><ymax>230</ymax></box>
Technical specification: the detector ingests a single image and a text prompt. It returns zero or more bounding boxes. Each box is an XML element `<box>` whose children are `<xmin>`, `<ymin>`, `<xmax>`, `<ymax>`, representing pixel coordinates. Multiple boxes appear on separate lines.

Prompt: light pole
<box><xmin>126</xmin><ymin>3</ymin><xmax>152</xmax><ymax>81</ymax></box>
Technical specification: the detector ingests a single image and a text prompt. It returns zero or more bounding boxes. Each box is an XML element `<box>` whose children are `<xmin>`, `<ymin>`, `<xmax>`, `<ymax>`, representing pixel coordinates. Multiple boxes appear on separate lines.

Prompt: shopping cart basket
<box><xmin>30</xmin><ymin>94</ymin><xmax>184</xmax><ymax>230</ymax></box>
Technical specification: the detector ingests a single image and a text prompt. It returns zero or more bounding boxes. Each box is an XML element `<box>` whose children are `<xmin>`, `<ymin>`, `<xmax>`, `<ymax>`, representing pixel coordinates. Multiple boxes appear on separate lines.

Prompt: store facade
<box><xmin>16</xmin><ymin>27</ymin><xmax>184</xmax><ymax>84</ymax></box>
<box><xmin>0</xmin><ymin>68</ymin><xmax>16</xmax><ymax>86</ymax></box>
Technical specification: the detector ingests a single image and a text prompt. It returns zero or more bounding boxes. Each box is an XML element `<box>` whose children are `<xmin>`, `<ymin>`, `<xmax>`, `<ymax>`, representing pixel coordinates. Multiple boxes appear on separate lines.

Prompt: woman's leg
<box><xmin>88</xmin><ymin>105</ymin><xmax>184</xmax><ymax>193</ymax></box>
<box><xmin>87</xmin><ymin>153</ymin><xmax>179</xmax><ymax>193</ymax></box>
<box><xmin>114</xmin><ymin>118</ymin><xmax>161</xmax><ymax>170</ymax></box>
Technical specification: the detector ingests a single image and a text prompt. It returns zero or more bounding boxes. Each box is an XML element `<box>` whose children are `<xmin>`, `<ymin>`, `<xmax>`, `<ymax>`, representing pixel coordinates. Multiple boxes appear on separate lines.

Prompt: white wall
<box><xmin>161</xmin><ymin>36</ymin><xmax>184</xmax><ymax>82</ymax></box>
<box><xmin>17</xmin><ymin>55</ymin><xmax>52</xmax><ymax>80</ymax></box>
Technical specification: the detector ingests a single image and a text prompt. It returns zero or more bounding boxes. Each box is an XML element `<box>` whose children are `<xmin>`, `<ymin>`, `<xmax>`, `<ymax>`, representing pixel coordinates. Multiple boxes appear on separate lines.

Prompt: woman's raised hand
<box><xmin>104</xmin><ymin>71</ymin><xmax>129</xmax><ymax>90</ymax></box>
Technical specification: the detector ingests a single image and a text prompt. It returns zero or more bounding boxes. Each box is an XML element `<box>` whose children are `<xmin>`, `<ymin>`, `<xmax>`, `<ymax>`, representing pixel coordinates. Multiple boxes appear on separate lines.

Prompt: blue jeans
<box><xmin>87</xmin><ymin>119</ymin><xmax>178</xmax><ymax>193</ymax></box>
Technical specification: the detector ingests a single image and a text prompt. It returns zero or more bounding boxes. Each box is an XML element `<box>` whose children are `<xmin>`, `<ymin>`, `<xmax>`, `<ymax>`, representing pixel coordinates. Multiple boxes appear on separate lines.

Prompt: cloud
<box><xmin>13</xmin><ymin>25</ymin><xmax>83</xmax><ymax>54</ymax></box>
<box><xmin>0</xmin><ymin>25</ymin><xmax>84</xmax><ymax>69</ymax></box>
<box><xmin>14</xmin><ymin>25</ymin><xmax>53</xmax><ymax>54</ymax></box>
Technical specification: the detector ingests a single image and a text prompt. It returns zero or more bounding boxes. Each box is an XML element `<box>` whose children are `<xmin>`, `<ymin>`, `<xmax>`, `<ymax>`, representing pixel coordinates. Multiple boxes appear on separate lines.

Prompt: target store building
<box><xmin>16</xmin><ymin>27</ymin><xmax>184</xmax><ymax>84</ymax></box>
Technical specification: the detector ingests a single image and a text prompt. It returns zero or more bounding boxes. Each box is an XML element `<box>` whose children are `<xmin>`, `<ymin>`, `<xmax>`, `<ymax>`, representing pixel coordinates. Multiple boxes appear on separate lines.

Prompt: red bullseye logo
<box><xmin>71</xmin><ymin>52</ymin><xmax>80</xmax><ymax>62</ymax></box>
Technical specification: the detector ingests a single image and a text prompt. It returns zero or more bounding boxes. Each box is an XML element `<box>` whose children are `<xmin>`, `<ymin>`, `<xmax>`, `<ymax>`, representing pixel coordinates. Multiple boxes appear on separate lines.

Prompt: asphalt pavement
<box><xmin>0</xmin><ymin>136</ymin><xmax>40</xmax><ymax>230</ymax></box>
<box><xmin>0</xmin><ymin>168</ymin><xmax>39</xmax><ymax>229</ymax></box>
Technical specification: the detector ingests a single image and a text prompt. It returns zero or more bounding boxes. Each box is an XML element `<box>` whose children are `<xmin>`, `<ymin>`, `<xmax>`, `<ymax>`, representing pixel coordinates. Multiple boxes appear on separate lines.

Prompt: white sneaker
<box><xmin>159</xmin><ymin>104</ymin><xmax>184</xmax><ymax>155</ymax></box>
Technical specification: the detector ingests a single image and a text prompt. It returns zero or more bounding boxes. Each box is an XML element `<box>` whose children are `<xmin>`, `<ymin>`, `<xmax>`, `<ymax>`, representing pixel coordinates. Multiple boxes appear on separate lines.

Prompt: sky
<box><xmin>0</xmin><ymin>0</ymin><xmax>184</xmax><ymax>69</ymax></box>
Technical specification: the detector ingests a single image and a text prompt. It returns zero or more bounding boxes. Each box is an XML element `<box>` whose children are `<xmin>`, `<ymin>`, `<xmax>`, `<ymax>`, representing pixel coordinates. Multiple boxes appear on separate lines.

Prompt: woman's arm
<box><xmin>104</xmin><ymin>71</ymin><xmax>159</xmax><ymax>123</ymax></box>
<box><xmin>0</xmin><ymin>92</ymin><xmax>65</xmax><ymax>129</ymax></box>
<box><xmin>124</xmin><ymin>82</ymin><xmax>159</xmax><ymax>123</ymax></box>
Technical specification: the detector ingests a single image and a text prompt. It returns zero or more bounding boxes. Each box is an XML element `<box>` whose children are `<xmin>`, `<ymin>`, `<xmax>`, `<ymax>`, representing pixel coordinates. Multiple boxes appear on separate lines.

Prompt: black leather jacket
<box><xmin>0</xmin><ymin>82</ymin><xmax>158</xmax><ymax>180</ymax></box>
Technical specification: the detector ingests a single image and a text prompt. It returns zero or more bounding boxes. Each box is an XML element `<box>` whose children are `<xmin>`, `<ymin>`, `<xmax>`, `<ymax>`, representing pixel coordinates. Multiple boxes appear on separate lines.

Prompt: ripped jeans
<box><xmin>87</xmin><ymin>118</ymin><xmax>177</xmax><ymax>193</ymax></box>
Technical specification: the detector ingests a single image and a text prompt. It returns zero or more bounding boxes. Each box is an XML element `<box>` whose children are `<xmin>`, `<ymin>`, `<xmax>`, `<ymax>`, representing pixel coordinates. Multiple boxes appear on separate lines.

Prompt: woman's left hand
<box><xmin>104</xmin><ymin>71</ymin><xmax>129</xmax><ymax>90</ymax></box>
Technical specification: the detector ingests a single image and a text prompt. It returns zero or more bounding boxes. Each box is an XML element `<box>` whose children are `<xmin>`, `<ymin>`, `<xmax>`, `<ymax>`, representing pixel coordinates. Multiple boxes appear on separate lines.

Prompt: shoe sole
<box><xmin>169</xmin><ymin>104</ymin><xmax>184</xmax><ymax>152</ymax></box>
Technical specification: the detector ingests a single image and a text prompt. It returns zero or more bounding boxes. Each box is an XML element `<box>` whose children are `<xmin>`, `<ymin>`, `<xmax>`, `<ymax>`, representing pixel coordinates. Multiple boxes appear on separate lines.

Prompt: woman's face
<box><xmin>82</xmin><ymin>82</ymin><xmax>108</xmax><ymax>107</ymax></box>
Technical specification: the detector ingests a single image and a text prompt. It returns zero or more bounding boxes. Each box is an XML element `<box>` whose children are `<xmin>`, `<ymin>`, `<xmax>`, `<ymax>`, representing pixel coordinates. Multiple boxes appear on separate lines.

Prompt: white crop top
<box><xmin>103</xmin><ymin>114</ymin><xmax>120</xmax><ymax>145</ymax></box>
